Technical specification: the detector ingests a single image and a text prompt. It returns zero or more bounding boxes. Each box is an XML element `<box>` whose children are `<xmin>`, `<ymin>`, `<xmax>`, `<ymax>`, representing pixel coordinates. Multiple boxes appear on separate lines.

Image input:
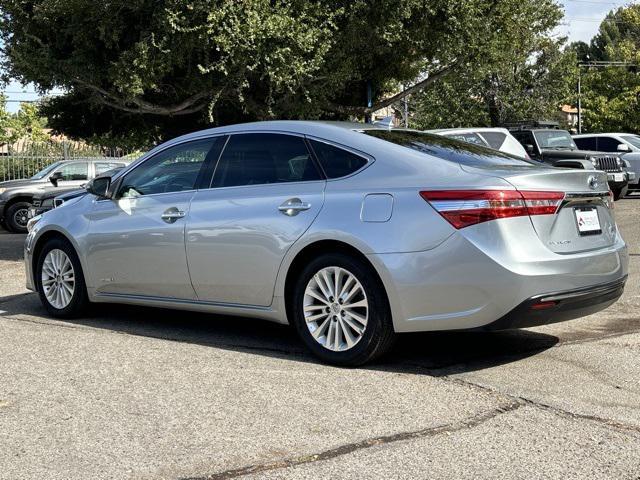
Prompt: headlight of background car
<box><xmin>589</xmin><ymin>156</ymin><xmax>599</xmax><ymax>168</ymax></box>
<box><xmin>41</xmin><ymin>198</ymin><xmax>54</xmax><ymax>208</ymax></box>
<box><xmin>0</xmin><ymin>187</ymin><xmax>6</xmax><ymax>195</ymax></box>
<box><xmin>616</xmin><ymin>157</ymin><xmax>624</xmax><ymax>168</ymax></box>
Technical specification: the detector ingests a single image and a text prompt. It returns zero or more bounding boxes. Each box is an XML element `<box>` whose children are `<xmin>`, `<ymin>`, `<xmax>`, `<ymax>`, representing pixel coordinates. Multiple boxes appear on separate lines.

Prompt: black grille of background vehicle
<box><xmin>32</xmin><ymin>199</ymin><xmax>41</xmax><ymax>207</ymax></box>
<box><xmin>596</xmin><ymin>156</ymin><xmax>622</xmax><ymax>172</ymax></box>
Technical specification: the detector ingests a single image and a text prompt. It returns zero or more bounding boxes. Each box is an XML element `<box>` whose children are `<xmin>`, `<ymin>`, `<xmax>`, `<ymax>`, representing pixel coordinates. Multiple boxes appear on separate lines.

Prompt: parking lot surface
<box><xmin>1</xmin><ymin>197</ymin><xmax>639</xmax><ymax>480</ymax></box>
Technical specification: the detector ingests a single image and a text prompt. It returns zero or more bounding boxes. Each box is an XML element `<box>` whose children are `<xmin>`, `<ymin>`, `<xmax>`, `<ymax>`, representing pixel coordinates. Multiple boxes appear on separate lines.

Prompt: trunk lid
<box><xmin>461</xmin><ymin>165</ymin><xmax>616</xmax><ymax>254</ymax></box>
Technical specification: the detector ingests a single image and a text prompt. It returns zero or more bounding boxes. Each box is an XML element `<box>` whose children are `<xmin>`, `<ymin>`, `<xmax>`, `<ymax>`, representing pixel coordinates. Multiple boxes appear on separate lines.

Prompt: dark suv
<box><xmin>0</xmin><ymin>158</ymin><xmax>128</xmax><ymax>233</ymax></box>
<box><xmin>508</xmin><ymin>122</ymin><xmax>629</xmax><ymax>199</ymax></box>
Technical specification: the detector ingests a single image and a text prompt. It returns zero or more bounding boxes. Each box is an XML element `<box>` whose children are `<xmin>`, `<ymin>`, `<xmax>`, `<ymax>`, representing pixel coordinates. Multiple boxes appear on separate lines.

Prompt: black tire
<box><xmin>35</xmin><ymin>237</ymin><xmax>89</xmax><ymax>318</ymax></box>
<box><xmin>290</xmin><ymin>252</ymin><xmax>396</xmax><ymax>366</ymax></box>
<box><xmin>5</xmin><ymin>201</ymin><xmax>32</xmax><ymax>233</ymax></box>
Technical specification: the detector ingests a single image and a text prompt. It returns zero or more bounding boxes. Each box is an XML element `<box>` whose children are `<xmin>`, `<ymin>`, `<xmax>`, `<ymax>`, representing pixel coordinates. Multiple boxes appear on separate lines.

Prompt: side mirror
<box><xmin>617</xmin><ymin>144</ymin><xmax>631</xmax><ymax>152</ymax></box>
<box><xmin>86</xmin><ymin>176</ymin><xmax>111</xmax><ymax>198</ymax></box>
<box><xmin>525</xmin><ymin>144</ymin><xmax>535</xmax><ymax>154</ymax></box>
<box><xmin>49</xmin><ymin>171</ymin><xmax>63</xmax><ymax>187</ymax></box>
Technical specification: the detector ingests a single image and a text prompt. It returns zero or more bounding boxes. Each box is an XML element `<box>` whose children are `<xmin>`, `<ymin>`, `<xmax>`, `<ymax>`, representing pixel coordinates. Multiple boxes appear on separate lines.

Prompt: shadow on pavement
<box><xmin>0</xmin><ymin>231</ymin><xmax>27</xmax><ymax>262</ymax></box>
<box><xmin>0</xmin><ymin>292</ymin><xmax>559</xmax><ymax>376</ymax></box>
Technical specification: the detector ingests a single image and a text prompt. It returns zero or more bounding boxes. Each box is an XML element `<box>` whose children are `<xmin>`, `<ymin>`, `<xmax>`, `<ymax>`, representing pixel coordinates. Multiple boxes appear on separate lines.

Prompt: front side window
<box><xmin>597</xmin><ymin>137</ymin><xmax>622</xmax><ymax>152</ymax></box>
<box><xmin>212</xmin><ymin>133</ymin><xmax>321</xmax><ymax>188</ymax></box>
<box><xmin>620</xmin><ymin>135</ymin><xmax>640</xmax><ymax>150</ymax></box>
<box><xmin>308</xmin><ymin>139</ymin><xmax>368</xmax><ymax>178</ymax></box>
<box><xmin>533</xmin><ymin>130</ymin><xmax>577</xmax><ymax>149</ymax></box>
<box><xmin>118</xmin><ymin>138</ymin><xmax>216</xmax><ymax>197</ymax></box>
<box><xmin>56</xmin><ymin>162</ymin><xmax>89</xmax><ymax>181</ymax></box>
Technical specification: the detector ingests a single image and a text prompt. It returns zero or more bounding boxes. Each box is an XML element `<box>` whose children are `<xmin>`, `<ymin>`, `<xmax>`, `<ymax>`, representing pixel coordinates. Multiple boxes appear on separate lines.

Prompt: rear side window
<box><xmin>363</xmin><ymin>130</ymin><xmax>537</xmax><ymax>167</ymax></box>
<box><xmin>478</xmin><ymin>132</ymin><xmax>507</xmax><ymax>150</ymax></box>
<box><xmin>442</xmin><ymin>132</ymin><xmax>487</xmax><ymax>146</ymax></box>
<box><xmin>212</xmin><ymin>133</ymin><xmax>321</xmax><ymax>188</ymax></box>
<box><xmin>308</xmin><ymin>139</ymin><xmax>368</xmax><ymax>178</ymax></box>
<box><xmin>574</xmin><ymin>137</ymin><xmax>597</xmax><ymax>150</ymax></box>
<box><xmin>56</xmin><ymin>162</ymin><xmax>89</xmax><ymax>181</ymax></box>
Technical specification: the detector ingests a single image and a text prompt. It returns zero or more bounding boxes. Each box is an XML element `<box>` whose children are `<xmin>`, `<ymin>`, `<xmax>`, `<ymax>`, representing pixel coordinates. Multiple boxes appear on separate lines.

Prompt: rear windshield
<box><xmin>363</xmin><ymin>130</ymin><xmax>537</xmax><ymax>167</ymax></box>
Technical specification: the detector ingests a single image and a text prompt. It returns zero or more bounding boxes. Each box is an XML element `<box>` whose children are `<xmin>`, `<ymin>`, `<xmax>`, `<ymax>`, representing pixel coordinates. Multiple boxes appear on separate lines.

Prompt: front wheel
<box><xmin>5</xmin><ymin>201</ymin><xmax>32</xmax><ymax>233</ymax></box>
<box><xmin>290</xmin><ymin>253</ymin><xmax>395</xmax><ymax>366</ymax></box>
<box><xmin>36</xmin><ymin>237</ymin><xmax>89</xmax><ymax>318</ymax></box>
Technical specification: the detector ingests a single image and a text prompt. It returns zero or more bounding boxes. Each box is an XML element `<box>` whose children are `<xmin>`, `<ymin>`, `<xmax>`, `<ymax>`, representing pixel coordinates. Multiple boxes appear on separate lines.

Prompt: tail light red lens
<box><xmin>420</xmin><ymin>189</ymin><xmax>565</xmax><ymax>229</ymax></box>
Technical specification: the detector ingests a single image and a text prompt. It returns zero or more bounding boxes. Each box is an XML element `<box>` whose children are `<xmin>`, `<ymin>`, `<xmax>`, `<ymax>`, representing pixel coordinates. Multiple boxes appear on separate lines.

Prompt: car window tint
<box><xmin>56</xmin><ymin>162</ymin><xmax>89</xmax><ymax>181</ymax></box>
<box><xmin>478</xmin><ymin>132</ymin><xmax>507</xmax><ymax>149</ymax></box>
<box><xmin>119</xmin><ymin>139</ymin><xmax>215</xmax><ymax>197</ymax></box>
<box><xmin>364</xmin><ymin>130</ymin><xmax>538</xmax><ymax>167</ymax></box>
<box><xmin>596</xmin><ymin>137</ymin><xmax>622</xmax><ymax>152</ymax></box>
<box><xmin>442</xmin><ymin>132</ymin><xmax>487</xmax><ymax>146</ymax></box>
<box><xmin>212</xmin><ymin>133</ymin><xmax>321</xmax><ymax>188</ymax></box>
<box><xmin>573</xmin><ymin>137</ymin><xmax>597</xmax><ymax>150</ymax></box>
<box><xmin>95</xmin><ymin>162</ymin><xmax>125</xmax><ymax>175</ymax></box>
<box><xmin>308</xmin><ymin>139</ymin><xmax>368</xmax><ymax>178</ymax></box>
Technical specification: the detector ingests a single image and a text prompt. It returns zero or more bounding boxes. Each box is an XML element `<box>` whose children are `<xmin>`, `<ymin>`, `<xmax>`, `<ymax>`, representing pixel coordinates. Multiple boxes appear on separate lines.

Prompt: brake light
<box><xmin>420</xmin><ymin>190</ymin><xmax>564</xmax><ymax>229</ymax></box>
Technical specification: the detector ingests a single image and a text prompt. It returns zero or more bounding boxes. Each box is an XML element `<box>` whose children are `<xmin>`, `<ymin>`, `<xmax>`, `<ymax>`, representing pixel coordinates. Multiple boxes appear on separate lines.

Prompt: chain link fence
<box><xmin>0</xmin><ymin>141</ymin><xmax>145</xmax><ymax>182</ymax></box>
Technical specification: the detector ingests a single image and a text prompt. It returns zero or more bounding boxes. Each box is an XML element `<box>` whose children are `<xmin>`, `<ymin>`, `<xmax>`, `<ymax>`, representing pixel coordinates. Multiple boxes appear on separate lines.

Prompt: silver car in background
<box><xmin>25</xmin><ymin>121</ymin><xmax>628</xmax><ymax>365</ymax></box>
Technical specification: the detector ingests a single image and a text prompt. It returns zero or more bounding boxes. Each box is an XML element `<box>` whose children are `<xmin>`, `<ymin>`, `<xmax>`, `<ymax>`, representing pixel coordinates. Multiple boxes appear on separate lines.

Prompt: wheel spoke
<box><xmin>303</xmin><ymin>266</ymin><xmax>368</xmax><ymax>353</ymax></box>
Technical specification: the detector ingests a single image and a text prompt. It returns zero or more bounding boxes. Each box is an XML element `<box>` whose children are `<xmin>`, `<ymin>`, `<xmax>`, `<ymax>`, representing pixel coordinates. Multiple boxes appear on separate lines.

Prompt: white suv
<box><xmin>428</xmin><ymin>127</ymin><xmax>528</xmax><ymax>159</ymax></box>
<box><xmin>573</xmin><ymin>133</ymin><xmax>639</xmax><ymax>192</ymax></box>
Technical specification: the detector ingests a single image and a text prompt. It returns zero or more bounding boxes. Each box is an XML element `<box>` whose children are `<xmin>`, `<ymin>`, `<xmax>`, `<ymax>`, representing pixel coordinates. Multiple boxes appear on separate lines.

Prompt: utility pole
<box><xmin>577</xmin><ymin>61</ymin><xmax>638</xmax><ymax>134</ymax></box>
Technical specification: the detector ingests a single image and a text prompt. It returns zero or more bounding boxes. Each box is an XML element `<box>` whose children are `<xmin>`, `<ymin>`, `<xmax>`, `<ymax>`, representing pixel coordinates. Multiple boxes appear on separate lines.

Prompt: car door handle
<box><xmin>278</xmin><ymin>198</ymin><xmax>311</xmax><ymax>216</ymax></box>
<box><xmin>161</xmin><ymin>208</ymin><xmax>186</xmax><ymax>223</ymax></box>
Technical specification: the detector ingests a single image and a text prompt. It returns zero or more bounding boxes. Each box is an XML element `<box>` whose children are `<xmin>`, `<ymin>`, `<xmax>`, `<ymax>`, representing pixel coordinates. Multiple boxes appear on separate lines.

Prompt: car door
<box><xmin>186</xmin><ymin>132</ymin><xmax>326</xmax><ymax>307</ymax></box>
<box><xmin>84</xmin><ymin>137</ymin><xmax>222</xmax><ymax>299</ymax></box>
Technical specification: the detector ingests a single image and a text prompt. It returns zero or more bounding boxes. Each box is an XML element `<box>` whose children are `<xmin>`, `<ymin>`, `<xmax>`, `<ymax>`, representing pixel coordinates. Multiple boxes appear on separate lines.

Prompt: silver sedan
<box><xmin>24</xmin><ymin>121</ymin><xmax>628</xmax><ymax>365</ymax></box>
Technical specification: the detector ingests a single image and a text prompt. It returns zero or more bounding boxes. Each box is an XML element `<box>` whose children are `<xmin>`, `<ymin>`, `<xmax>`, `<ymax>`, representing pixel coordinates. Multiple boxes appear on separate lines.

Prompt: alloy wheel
<box><xmin>41</xmin><ymin>249</ymin><xmax>75</xmax><ymax>309</ymax></box>
<box><xmin>13</xmin><ymin>208</ymin><xmax>29</xmax><ymax>228</ymax></box>
<box><xmin>303</xmin><ymin>266</ymin><xmax>369</xmax><ymax>352</ymax></box>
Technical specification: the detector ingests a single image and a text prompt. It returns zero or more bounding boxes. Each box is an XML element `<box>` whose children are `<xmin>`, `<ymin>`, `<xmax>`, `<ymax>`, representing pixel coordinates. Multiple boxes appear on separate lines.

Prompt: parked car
<box><xmin>573</xmin><ymin>133</ymin><xmax>640</xmax><ymax>194</ymax></box>
<box><xmin>0</xmin><ymin>158</ymin><xmax>129</xmax><ymax>233</ymax></box>
<box><xmin>507</xmin><ymin>122</ymin><xmax>630</xmax><ymax>199</ymax></box>
<box><xmin>28</xmin><ymin>167</ymin><xmax>126</xmax><ymax>219</ymax></box>
<box><xmin>428</xmin><ymin>127</ymin><xmax>528</xmax><ymax>158</ymax></box>
<box><xmin>25</xmin><ymin>122</ymin><xmax>627</xmax><ymax>366</ymax></box>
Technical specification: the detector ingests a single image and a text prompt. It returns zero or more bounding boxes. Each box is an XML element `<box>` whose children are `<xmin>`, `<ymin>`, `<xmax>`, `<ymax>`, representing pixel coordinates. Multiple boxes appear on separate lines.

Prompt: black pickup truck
<box><xmin>508</xmin><ymin>123</ymin><xmax>629</xmax><ymax>199</ymax></box>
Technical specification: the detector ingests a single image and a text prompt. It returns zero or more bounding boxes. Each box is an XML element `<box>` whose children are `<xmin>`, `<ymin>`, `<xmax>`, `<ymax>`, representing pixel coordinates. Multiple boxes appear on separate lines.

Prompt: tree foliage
<box><xmin>571</xmin><ymin>5</ymin><xmax>640</xmax><ymax>133</ymax></box>
<box><xmin>1</xmin><ymin>0</ymin><xmax>566</xmax><ymax>145</ymax></box>
<box><xmin>411</xmin><ymin>1</ymin><xmax>573</xmax><ymax>129</ymax></box>
<box><xmin>0</xmin><ymin>96</ymin><xmax>48</xmax><ymax>144</ymax></box>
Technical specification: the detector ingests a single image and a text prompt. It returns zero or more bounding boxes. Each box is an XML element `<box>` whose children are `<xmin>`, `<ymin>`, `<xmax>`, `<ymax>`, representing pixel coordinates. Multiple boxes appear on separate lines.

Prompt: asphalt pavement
<box><xmin>0</xmin><ymin>196</ymin><xmax>639</xmax><ymax>479</ymax></box>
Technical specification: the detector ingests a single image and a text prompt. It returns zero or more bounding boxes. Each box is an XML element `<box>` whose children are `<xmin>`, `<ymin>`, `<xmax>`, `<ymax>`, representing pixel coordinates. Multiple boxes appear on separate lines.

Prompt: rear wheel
<box><xmin>36</xmin><ymin>237</ymin><xmax>89</xmax><ymax>318</ymax></box>
<box><xmin>5</xmin><ymin>201</ymin><xmax>31</xmax><ymax>233</ymax></box>
<box><xmin>290</xmin><ymin>253</ymin><xmax>395</xmax><ymax>366</ymax></box>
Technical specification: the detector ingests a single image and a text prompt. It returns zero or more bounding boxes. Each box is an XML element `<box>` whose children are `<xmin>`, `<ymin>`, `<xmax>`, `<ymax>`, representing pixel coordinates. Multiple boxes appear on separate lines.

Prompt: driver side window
<box><xmin>118</xmin><ymin>138</ymin><xmax>218</xmax><ymax>198</ymax></box>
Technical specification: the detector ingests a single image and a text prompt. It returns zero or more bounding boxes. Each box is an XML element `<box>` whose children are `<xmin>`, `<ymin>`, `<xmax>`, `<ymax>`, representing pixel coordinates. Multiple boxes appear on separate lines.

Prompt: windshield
<box><xmin>620</xmin><ymin>135</ymin><xmax>640</xmax><ymax>150</ymax></box>
<box><xmin>363</xmin><ymin>130</ymin><xmax>537</xmax><ymax>167</ymax></box>
<box><xmin>533</xmin><ymin>130</ymin><xmax>577</xmax><ymax>149</ymax></box>
<box><xmin>30</xmin><ymin>161</ymin><xmax>63</xmax><ymax>180</ymax></box>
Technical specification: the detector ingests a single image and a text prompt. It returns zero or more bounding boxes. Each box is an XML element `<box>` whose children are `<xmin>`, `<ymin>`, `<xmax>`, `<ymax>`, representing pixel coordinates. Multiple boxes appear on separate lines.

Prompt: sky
<box><xmin>1</xmin><ymin>0</ymin><xmax>634</xmax><ymax>113</ymax></box>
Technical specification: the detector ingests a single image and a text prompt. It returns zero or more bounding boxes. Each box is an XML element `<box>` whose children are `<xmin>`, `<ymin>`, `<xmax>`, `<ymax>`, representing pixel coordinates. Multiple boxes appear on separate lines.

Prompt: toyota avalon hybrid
<box><xmin>24</xmin><ymin>121</ymin><xmax>628</xmax><ymax>365</ymax></box>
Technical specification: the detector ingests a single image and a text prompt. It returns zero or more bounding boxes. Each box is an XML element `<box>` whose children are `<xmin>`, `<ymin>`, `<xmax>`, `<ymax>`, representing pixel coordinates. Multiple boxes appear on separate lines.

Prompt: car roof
<box><xmin>428</xmin><ymin>127</ymin><xmax>511</xmax><ymax>135</ymax></box>
<box><xmin>572</xmin><ymin>133</ymin><xmax>634</xmax><ymax>138</ymax></box>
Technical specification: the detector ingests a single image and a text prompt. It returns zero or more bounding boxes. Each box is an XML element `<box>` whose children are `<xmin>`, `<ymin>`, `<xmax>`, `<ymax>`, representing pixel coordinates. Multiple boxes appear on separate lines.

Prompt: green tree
<box><xmin>1</xmin><ymin>0</ymin><xmax>566</xmax><ymax>145</ymax></box>
<box><xmin>573</xmin><ymin>5</ymin><xmax>640</xmax><ymax>133</ymax></box>
<box><xmin>0</xmin><ymin>96</ymin><xmax>49</xmax><ymax>144</ymax></box>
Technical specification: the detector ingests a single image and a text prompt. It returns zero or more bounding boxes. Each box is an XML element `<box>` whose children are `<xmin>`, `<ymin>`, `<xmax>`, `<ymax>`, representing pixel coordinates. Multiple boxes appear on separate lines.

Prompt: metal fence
<box><xmin>0</xmin><ymin>141</ymin><xmax>145</xmax><ymax>182</ymax></box>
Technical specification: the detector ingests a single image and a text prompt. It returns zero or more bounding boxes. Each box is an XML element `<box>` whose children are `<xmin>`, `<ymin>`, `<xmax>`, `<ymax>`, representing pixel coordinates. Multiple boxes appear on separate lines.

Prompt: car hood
<box><xmin>540</xmin><ymin>149</ymin><xmax>620</xmax><ymax>159</ymax></box>
<box><xmin>57</xmin><ymin>189</ymin><xmax>87</xmax><ymax>202</ymax></box>
<box><xmin>34</xmin><ymin>186</ymin><xmax>84</xmax><ymax>201</ymax></box>
<box><xmin>0</xmin><ymin>178</ymin><xmax>47</xmax><ymax>189</ymax></box>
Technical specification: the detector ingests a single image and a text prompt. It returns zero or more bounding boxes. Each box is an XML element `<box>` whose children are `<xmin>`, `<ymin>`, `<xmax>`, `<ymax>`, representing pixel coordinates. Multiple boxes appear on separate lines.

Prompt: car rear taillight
<box><xmin>419</xmin><ymin>190</ymin><xmax>565</xmax><ymax>229</ymax></box>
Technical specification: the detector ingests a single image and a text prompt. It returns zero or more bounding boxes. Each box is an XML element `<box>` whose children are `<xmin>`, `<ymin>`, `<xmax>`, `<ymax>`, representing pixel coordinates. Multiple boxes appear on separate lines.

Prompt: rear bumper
<box><xmin>477</xmin><ymin>276</ymin><xmax>627</xmax><ymax>330</ymax></box>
